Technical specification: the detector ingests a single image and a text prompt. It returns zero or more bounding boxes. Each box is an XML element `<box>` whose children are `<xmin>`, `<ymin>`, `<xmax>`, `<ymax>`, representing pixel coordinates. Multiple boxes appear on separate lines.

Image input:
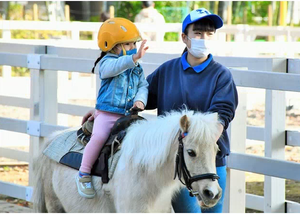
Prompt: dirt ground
<box><xmin>0</xmin><ymin>101</ymin><xmax>299</xmax><ymax>212</ymax></box>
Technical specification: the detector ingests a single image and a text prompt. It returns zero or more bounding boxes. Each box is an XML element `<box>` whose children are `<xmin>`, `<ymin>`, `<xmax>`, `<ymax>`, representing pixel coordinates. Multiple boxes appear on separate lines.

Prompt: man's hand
<box><xmin>132</xmin><ymin>40</ymin><xmax>149</xmax><ymax>63</ymax></box>
<box><xmin>81</xmin><ymin>109</ymin><xmax>96</xmax><ymax>125</ymax></box>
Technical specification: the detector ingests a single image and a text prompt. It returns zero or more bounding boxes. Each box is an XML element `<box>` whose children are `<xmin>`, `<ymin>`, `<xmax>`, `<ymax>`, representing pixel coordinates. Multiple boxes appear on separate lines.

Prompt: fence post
<box><xmin>65</xmin><ymin>4</ymin><xmax>71</xmax><ymax>38</ymax></box>
<box><xmin>268</xmin><ymin>4</ymin><xmax>273</xmax><ymax>41</ymax></box>
<box><xmin>92</xmin><ymin>30</ymin><xmax>98</xmax><ymax>43</ymax></box>
<box><xmin>226</xmin><ymin>4</ymin><xmax>232</xmax><ymax>42</ymax></box>
<box><xmin>57</xmin><ymin>71</ymin><xmax>69</xmax><ymax>126</ymax></box>
<box><xmin>28</xmin><ymin>47</ymin><xmax>58</xmax><ymax>186</ymax></box>
<box><xmin>109</xmin><ymin>5</ymin><xmax>115</xmax><ymax>18</ymax></box>
<box><xmin>2</xmin><ymin>26</ymin><xmax>12</xmax><ymax>77</ymax></box>
<box><xmin>224</xmin><ymin>89</ymin><xmax>247</xmax><ymax>212</ymax></box>
<box><xmin>33</xmin><ymin>4</ymin><xmax>39</xmax><ymax>39</ymax></box>
<box><xmin>264</xmin><ymin>59</ymin><xmax>286</xmax><ymax>212</ymax></box>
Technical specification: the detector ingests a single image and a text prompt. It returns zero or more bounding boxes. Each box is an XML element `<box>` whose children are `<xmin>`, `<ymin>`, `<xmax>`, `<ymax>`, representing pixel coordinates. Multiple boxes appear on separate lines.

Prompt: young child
<box><xmin>75</xmin><ymin>17</ymin><xmax>149</xmax><ymax>199</ymax></box>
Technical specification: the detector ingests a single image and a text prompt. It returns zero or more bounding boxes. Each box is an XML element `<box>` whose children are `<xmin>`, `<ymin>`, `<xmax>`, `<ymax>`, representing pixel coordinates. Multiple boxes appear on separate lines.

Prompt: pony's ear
<box><xmin>180</xmin><ymin>115</ymin><xmax>190</xmax><ymax>133</ymax></box>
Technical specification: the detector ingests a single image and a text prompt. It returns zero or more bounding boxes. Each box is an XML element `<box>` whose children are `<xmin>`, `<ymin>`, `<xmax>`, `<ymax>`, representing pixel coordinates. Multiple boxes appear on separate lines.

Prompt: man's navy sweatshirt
<box><xmin>146</xmin><ymin>53</ymin><xmax>238</xmax><ymax>167</ymax></box>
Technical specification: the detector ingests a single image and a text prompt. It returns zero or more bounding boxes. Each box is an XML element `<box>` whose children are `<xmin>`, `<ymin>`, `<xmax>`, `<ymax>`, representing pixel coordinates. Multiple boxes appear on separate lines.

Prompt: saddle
<box><xmin>59</xmin><ymin>108</ymin><xmax>145</xmax><ymax>183</ymax></box>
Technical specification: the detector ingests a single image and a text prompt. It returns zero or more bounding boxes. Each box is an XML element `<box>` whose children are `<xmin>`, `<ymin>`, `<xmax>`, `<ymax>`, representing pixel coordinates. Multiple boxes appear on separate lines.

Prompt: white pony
<box><xmin>33</xmin><ymin>110</ymin><xmax>222</xmax><ymax>212</ymax></box>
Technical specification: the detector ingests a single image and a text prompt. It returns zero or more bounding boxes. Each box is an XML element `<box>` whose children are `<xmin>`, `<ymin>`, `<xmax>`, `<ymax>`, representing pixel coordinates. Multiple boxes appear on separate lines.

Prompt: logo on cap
<box><xmin>190</xmin><ymin>9</ymin><xmax>210</xmax><ymax>21</ymax></box>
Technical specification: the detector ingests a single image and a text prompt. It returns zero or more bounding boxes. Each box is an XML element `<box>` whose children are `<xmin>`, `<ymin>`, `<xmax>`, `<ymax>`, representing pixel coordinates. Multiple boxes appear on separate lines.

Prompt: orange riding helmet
<box><xmin>97</xmin><ymin>17</ymin><xmax>142</xmax><ymax>52</ymax></box>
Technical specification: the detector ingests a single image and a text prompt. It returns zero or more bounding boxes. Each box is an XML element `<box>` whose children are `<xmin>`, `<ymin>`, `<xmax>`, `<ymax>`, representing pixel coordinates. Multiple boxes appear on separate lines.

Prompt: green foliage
<box><xmin>3</xmin><ymin>1</ymin><xmax>298</xmax><ymax>44</ymax></box>
<box><xmin>232</xmin><ymin>1</ymin><xmax>272</xmax><ymax>25</ymax></box>
<box><xmin>164</xmin><ymin>32</ymin><xmax>179</xmax><ymax>41</ymax></box>
<box><xmin>8</xmin><ymin>2</ymin><xmax>24</xmax><ymax>20</ymax></box>
<box><xmin>11</xmin><ymin>67</ymin><xmax>30</xmax><ymax>77</ymax></box>
<box><xmin>114</xmin><ymin>1</ymin><xmax>142</xmax><ymax>21</ymax></box>
<box><xmin>90</xmin><ymin>16</ymin><xmax>100</xmax><ymax>22</ymax></box>
<box><xmin>3</xmin><ymin>166</ymin><xmax>10</xmax><ymax>171</ymax></box>
<box><xmin>0</xmin><ymin>66</ymin><xmax>29</xmax><ymax>77</ymax></box>
<box><xmin>246</xmin><ymin>1</ymin><xmax>272</xmax><ymax>25</ymax></box>
<box><xmin>155</xmin><ymin>1</ymin><xmax>189</xmax><ymax>23</ymax></box>
<box><xmin>11</xmin><ymin>30</ymin><xmax>66</xmax><ymax>40</ymax></box>
<box><xmin>80</xmin><ymin>32</ymin><xmax>93</xmax><ymax>40</ymax></box>
<box><xmin>113</xmin><ymin>1</ymin><xmax>190</xmax><ymax>23</ymax></box>
<box><xmin>113</xmin><ymin>1</ymin><xmax>190</xmax><ymax>41</ymax></box>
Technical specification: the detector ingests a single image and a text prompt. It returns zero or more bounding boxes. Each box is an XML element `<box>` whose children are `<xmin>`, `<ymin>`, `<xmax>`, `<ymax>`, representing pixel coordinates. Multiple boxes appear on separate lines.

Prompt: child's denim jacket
<box><xmin>96</xmin><ymin>53</ymin><xmax>148</xmax><ymax>115</ymax></box>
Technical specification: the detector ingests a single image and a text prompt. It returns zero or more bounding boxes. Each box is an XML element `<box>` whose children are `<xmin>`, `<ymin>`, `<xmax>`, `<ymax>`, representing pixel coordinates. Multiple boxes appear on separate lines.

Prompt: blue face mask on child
<box><xmin>118</xmin><ymin>48</ymin><xmax>137</xmax><ymax>57</ymax></box>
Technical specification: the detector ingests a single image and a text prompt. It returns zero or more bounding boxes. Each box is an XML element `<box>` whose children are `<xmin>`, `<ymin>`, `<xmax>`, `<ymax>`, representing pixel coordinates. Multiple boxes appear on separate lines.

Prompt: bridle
<box><xmin>173</xmin><ymin>131</ymin><xmax>220</xmax><ymax>197</ymax></box>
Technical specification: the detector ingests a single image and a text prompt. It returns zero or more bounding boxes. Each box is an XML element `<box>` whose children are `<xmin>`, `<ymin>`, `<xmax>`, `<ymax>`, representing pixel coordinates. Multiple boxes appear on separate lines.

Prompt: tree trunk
<box><xmin>209</xmin><ymin>1</ymin><xmax>215</xmax><ymax>13</ymax></box>
<box><xmin>241</xmin><ymin>1</ymin><xmax>247</xmax><ymax>24</ymax></box>
<box><xmin>2</xmin><ymin>1</ymin><xmax>9</xmax><ymax>20</ymax></box>
<box><xmin>218</xmin><ymin>1</ymin><xmax>229</xmax><ymax>22</ymax></box>
<box><xmin>274</xmin><ymin>1</ymin><xmax>280</xmax><ymax>25</ymax></box>
<box><xmin>232</xmin><ymin>1</ymin><xmax>239</xmax><ymax>23</ymax></box>
<box><xmin>82</xmin><ymin>1</ymin><xmax>90</xmax><ymax>21</ymax></box>
<box><xmin>289</xmin><ymin>1</ymin><xmax>294</xmax><ymax>26</ymax></box>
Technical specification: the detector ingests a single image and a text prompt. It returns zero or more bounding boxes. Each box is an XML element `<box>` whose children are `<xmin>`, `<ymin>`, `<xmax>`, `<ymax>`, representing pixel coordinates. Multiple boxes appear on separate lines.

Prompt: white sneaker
<box><xmin>75</xmin><ymin>174</ymin><xmax>96</xmax><ymax>199</ymax></box>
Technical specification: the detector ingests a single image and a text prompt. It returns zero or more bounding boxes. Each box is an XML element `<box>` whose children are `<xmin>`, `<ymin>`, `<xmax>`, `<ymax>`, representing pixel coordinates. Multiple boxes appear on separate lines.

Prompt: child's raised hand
<box><xmin>132</xmin><ymin>40</ymin><xmax>149</xmax><ymax>62</ymax></box>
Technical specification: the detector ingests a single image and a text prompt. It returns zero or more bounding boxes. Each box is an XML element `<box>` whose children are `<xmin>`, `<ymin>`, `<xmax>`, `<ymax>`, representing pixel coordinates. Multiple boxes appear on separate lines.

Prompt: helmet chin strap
<box><xmin>121</xmin><ymin>44</ymin><xmax>126</xmax><ymax>56</ymax></box>
<box><xmin>110</xmin><ymin>44</ymin><xmax>126</xmax><ymax>55</ymax></box>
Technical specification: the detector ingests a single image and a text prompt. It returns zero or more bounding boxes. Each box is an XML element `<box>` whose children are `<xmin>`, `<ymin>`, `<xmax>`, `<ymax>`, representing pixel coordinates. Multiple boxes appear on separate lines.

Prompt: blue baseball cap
<box><xmin>182</xmin><ymin>8</ymin><xmax>223</xmax><ymax>33</ymax></box>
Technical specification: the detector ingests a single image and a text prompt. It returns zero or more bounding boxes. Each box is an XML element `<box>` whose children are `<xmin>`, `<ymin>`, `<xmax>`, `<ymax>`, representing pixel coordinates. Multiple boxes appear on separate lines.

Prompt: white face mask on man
<box><xmin>187</xmin><ymin>37</ymin><xmax>212</xmax><ymax>58</ymax></box>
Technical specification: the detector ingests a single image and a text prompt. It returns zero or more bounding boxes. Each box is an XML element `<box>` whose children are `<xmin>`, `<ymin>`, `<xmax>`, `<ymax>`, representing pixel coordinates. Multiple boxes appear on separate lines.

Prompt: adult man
<box><xmin>134</xmin><ymin>1</ymin><xmax>165</xmax><ymax>42</ymax></box>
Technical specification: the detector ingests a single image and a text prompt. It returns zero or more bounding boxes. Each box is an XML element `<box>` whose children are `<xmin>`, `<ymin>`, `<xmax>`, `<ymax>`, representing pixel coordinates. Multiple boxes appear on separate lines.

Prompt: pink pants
<box><xmin>79</xmin><ymin>110</ymin><xmax>122</xmax><ymax>173</ymax></box>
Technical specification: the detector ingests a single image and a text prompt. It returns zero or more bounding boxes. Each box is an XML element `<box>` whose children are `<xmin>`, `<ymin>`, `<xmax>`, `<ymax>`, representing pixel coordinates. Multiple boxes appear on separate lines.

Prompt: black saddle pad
<box><xmin>59</xmin><ymin>113</ymin><xmax>145</xmax><ymax>183</ymax></box>
<box><xmin>59</xmin><ymin>130</ymin><xmax>126</xmax><ymax>183</ymax></box>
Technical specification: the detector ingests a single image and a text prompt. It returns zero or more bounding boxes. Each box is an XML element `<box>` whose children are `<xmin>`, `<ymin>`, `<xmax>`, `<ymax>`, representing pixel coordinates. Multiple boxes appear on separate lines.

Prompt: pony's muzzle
<box><xmin>203</xmin><ymin>189</ymin><xmax>215</xmax><ymax>199</ymax></box>
<box><xmin>203</xmin><ymin>187</ymin><xmax>222</xmax><ymax>200</ymax></box>
<box><xmin>199</xmin><ymin>186</ymin><xmax>222</xmax><ymax>207</ymax></box>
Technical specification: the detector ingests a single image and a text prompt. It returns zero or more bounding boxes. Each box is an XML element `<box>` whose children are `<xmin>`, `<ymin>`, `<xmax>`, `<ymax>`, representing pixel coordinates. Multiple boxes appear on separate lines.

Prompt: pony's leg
<box><xmin>43</xmin><ymin>161</ymin><xmax>66</xmax><ymax>212</ymax></box>
<box><xmin>114</xmin><ymin>190</ymin><xmax>173</xmax><ymax>213</ymax></box>
<box><xmin>44</xmin><ymin>193</ymin><xmax>65</xmax><ymax>213</ymax></box>
<box><xmin>113</xmin><ymin>179</ymin><xmax>148</xmax><ymax>212</ymax></box>
<box><xmin>52</xmin><ymin>164</ymin><xmax>116</xmax><ymax>213</ymax></box>
<box><xmin>33</xmin><ymin>154</ymin><xmax>65</xmax><ymax>213</ymax></box>
<box><xmin>113</xmin><ymin>169</ymin><xmax>176</xmax><ymax>213</ymax></box>
<box><xmin>113</xmin><ymin>176</ymin><xmax>154</xmax><ymax>212</ymax></box>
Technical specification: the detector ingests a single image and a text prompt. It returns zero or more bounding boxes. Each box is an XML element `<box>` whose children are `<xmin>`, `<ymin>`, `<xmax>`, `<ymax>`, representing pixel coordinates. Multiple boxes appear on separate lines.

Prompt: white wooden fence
<box><xmin>0</xmin><ymin>41</ymin><xmax>300</xmax><ymax>213</ymax></box>
<box><xmin>2</xmin><ymin>20</ymin><xmax>300</xmax><ymax>42</ymax></box>
<box><xmin>2</xmin><ymin>20</ymin><xmax>300</xmax><ymax>80</ymax></box>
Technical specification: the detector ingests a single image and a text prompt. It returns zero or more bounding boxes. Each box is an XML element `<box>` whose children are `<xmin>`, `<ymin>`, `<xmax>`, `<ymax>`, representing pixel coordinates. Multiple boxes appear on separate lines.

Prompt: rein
<box><xmin>173</xmin><ymin>131</ymin><xmax>220</xmax><ymax>197</ymax></box>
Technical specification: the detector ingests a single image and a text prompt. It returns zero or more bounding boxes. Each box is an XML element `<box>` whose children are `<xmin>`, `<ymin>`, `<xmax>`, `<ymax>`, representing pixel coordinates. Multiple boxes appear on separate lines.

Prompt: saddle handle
<box><xmin>130</xmin><ymin>107</ymin><xmax>143</xmax><ymax>115</ymax></box>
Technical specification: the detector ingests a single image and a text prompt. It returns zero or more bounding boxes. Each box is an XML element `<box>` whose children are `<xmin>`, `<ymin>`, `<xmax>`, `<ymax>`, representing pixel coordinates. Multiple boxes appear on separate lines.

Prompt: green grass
<box><xmin>245</xmin><ymin>180</ymin><xmax>300</xmax><ymax>212</ymax></box>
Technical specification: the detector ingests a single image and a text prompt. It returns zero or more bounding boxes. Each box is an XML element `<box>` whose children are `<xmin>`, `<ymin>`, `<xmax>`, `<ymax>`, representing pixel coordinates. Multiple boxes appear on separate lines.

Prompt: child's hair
<box><xmin>182</xmin><ymin>18</ymin><xmax>216</xmax><ymax>55</ymax></box>
<box><xmin>91</xmin><ymin>51</ymin><xmax>107</xmax><ymax>73</ymax></box>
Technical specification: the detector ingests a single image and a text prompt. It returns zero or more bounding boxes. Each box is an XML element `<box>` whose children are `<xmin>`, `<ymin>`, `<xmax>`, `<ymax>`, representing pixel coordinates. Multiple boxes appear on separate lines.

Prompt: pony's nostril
<box><xmin>203</xmin><ymin>189</ymin><xmax>214</xmax><ymax>199</ymax></box>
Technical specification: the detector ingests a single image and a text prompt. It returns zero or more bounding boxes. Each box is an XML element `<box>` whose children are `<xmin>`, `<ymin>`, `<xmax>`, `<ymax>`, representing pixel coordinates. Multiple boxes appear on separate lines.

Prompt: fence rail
<box><xmin>2</xmin><ymin>20</ymin><xmax>300</xmax><ymax>42</ymax></box>
<box><xmin>0</xmin><ymin>41</ymin><xmax>300</xmax><ymax>213</ymax></box>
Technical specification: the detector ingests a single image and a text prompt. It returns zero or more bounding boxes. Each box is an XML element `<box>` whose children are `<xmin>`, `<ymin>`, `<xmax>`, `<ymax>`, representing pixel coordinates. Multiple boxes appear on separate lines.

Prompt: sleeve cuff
<box><xmin>131</xmin><ymin>55</ymin><xmax>139</xmax><ymax>66</ymax></box>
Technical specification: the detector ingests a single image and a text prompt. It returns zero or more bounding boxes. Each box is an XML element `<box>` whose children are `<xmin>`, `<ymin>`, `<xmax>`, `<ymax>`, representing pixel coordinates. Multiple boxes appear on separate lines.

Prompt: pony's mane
<box><xmin>120</xmin><ymin>109</ymin><xmax>220</xmax><ymax>172</ymax></box>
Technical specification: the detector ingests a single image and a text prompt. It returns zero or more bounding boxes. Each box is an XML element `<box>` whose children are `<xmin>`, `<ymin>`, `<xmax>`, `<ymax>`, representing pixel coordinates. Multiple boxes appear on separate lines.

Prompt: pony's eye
<box><xmin>187</xmin><ymin>149</ymin><xmax>196</xmax><ymax>157</ymax></box>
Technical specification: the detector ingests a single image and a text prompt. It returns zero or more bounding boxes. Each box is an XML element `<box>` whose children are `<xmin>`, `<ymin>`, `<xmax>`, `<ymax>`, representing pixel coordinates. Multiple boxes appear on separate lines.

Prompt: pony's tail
<box><xmin>32</xmin><ymin>154</ymin><xmax>47</xmax><ymax>212</ymax></box>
